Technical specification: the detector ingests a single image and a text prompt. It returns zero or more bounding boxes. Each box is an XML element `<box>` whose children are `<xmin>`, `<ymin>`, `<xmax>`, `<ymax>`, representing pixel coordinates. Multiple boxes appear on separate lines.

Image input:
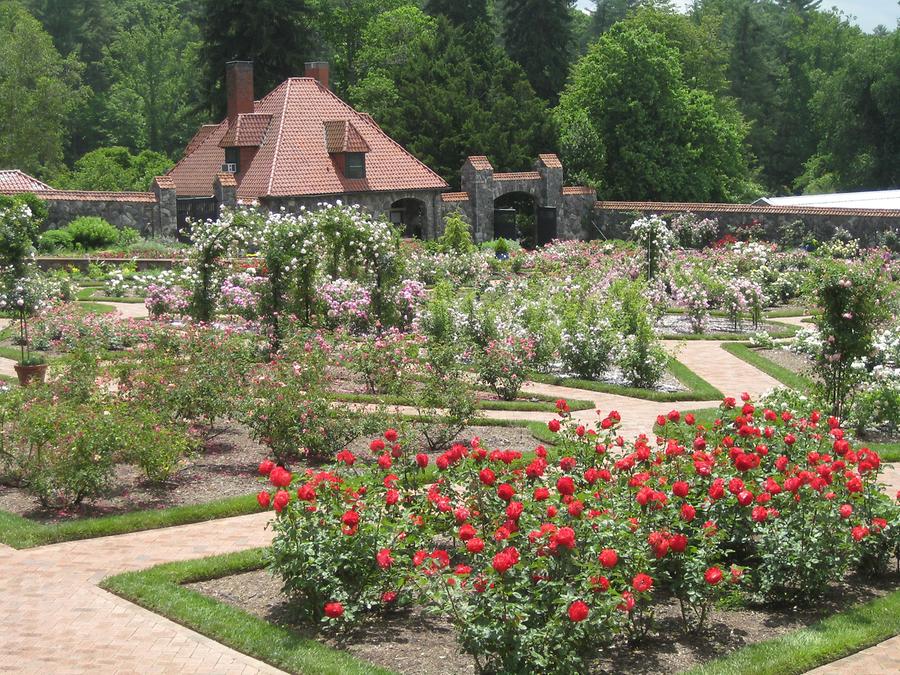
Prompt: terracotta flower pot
<box><xmin>14</xmin><ymin>363</ymin><xmax>48</xmax><ymax>387</ymax></box>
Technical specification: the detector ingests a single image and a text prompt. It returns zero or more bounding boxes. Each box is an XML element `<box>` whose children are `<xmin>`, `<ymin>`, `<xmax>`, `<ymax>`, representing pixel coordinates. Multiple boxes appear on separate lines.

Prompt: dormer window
<box><xmin>224</xmin><ymin>147</ymin><xmax>240</xmax><ymax>173</ymax></box>
<box><xmin>345</xmin><ymin>153</ymin><xmax>366</xmax><ymax>179</ymax></box>
<box><xmin>324</xmin><ymin>120</ymin><xmax>371</xmax><ymax>180</ymax></box>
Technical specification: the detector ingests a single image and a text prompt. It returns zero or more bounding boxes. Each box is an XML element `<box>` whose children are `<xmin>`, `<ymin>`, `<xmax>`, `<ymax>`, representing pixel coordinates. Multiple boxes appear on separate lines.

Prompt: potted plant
<box><xmin>4</xmin><ymin>280</ymin><xmax>47</xmax><ymax>386</ymax></box>
<box><xmin>0</xmin><ymin>194</ymin><xmax>46</xmax><ymax>386</ymax></box>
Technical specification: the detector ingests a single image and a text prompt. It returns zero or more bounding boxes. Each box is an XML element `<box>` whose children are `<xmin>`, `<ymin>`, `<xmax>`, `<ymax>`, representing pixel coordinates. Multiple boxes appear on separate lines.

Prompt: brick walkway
<box><xmin>1</xmin><ymin>315</ymin><xmax>898</xmax><ymax>673</ymax></box>
<box><xmin>0</xmin><ymin>512</ymin><xmax>281</xmax><ymax>674</ymax></box>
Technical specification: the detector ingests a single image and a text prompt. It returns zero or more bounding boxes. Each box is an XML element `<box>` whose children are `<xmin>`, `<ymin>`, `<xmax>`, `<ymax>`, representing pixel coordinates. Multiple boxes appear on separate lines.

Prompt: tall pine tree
<box><xmin>199</xmin><ymin>0</ymin><xmax>316</xmax><ymax>118</ymax></box>
<box><xmin>502</xmin><ymin>0</ymin><xmax>573</xmax><ymax>102</ymax></box>
<box><xmin>424</xmin><ymin>0</ymin><xmax>488</xmax><ymax>31</ymax></box>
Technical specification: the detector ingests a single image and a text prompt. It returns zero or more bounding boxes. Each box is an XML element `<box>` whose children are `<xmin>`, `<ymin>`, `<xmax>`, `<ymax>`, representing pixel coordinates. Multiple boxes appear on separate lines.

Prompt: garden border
<box><xmin>528</xmin><ymin>356</ymin><xmax>723</xmax><ymax>402</ymax></box>
<box><xmin>102</xmin><ymin>548</ymin><xmax>900</xmax><ymax>675</ymax></box>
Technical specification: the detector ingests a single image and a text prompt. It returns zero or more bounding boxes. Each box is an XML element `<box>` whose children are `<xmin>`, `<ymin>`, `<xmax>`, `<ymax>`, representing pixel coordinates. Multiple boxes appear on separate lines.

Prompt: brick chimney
<box><xmin>226</xmin><ymin>61</ymin><xmax>254</xmax><ymax>123</ymax></box>
<box><xmin>305</xmin><ymin>61</ymin><xmax>329</xmax><ymax>90</ymax></box>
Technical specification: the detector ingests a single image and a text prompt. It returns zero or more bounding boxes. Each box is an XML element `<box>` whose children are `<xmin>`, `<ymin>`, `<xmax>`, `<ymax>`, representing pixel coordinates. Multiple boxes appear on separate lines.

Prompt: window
<box><xmin>224</xmin><ymin>147</ymin><xmax>240</xmax><ymax>173</ymax></box>
<box><xmin>345</xmin><ymin>153</ymin><xmax>366</xmax><ymax>179</ymax></box>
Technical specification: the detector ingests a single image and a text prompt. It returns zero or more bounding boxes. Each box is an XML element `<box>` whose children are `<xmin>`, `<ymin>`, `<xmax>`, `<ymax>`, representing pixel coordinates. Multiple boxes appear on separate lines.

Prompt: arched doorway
<box><xmin>389</xmin><ymin>198</ymin><xmax>427</xmax><ymax>239</ymax></box>
<box><xmin>493</xmin><ymin>192</ymin><xmax>536</xmax><ymax>248</ymax></box>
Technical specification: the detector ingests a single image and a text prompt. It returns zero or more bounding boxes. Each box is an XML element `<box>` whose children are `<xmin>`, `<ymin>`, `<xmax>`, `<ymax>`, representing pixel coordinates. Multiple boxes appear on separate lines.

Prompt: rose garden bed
<box><xmin>185</xmin><ymin>564</ymin><xmax>900</xmax><ymax>675</ymax></box>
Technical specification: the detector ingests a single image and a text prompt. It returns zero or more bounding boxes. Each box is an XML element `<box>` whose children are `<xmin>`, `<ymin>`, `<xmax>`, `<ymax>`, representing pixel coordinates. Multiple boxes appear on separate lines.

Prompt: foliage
<box><xmin>257</xmin><ymin>397</ymin><xmax>900</xmax><ymax>672</ymax></box>
<box><xmin>64</xmin><ymin>217</ymin><xmax>122</xmax><ymax>250</ymax></box>
<box><xmin>474</xmin><ymin>336</ymin><xmax>536</xmax><ymax>401</ymax></box>
<box><xmin>501</xmin><ymin>0</ymin><xmax>572</xmax><ymax>102</ymax></box>
<box><xmin>0</xmin><ymin>1</ymin><xmax>85</xmax><ymax>177</ymax></box>
<box><xmin>555</xmin><ymin>22</ymin><xmax>755</xmax><ymax>202</ymax></box>
<box><xmin>198</xmin><ymin>0</ymin><xmax>315</xmax><ymax>118</ymax></box>
<box><xmin>350</xmin><ymin>19</ymin><xmax>553</xmax><ymax>185</ymax></box>
<box><xmin>54</xmin><ymin>146</ymin><xmax>173</xmax><ymax>192</ymax></box>
<box><xmin>0</xmin><ymin>193</ymin><xmax>44</xmax><ymax>273</ymax></box>
<box><xmin>437</xmin><ymin>212</ymin><xmax>476</xmax><ymax>253</ymax></box>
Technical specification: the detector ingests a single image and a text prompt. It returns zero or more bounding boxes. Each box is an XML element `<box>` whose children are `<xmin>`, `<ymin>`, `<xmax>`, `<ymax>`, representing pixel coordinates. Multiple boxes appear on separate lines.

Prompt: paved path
<box><xmin>94</xmin><ymin>300</ymin><xmax>150</xmax><ymax>319</ymax></box>
<box><xmin>0</xmin><ymin>512</ymin><xmax>281</xmax><ymax>674</ymax></box>
<box><xmin>1</xmin><ymin>311</ymin><xmax>897</xmax><ymax>674</ymax></box>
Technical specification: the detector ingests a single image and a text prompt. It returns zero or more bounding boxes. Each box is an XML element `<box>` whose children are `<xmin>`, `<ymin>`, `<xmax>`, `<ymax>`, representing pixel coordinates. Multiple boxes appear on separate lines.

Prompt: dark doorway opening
<box><xmin>390</xmin><ymin>198</ymin><xmax>427</xmax><ymax>239</ymax></box>
<box><xmin>493</xmin><ymin>192</ymin><xmax>536</xmax><ymax>248</ymax></box>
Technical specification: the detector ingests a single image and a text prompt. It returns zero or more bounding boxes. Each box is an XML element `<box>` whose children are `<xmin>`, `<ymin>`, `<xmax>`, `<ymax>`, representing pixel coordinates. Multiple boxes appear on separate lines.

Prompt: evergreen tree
<box><xmin>0</xmin><ymin>1</ymin><xmax>85</xmax><ymax>178</ymax></box>
<box><xmin>502</xmin><ymin>0</ymin><xmax>573</xmax><ymax>102</ymax></box>
<box><xmin>425</xmin><ymin>0</ymin><xmax>489</xmax><ymax>31</ymax></box>
<box><xmin>555</xmin><ymin>22</ymin><xmax>755</xmax><ymax>201</ymax></box>
<box><xmin>591</xmin><ymin>0</ymin><xmax>640</xmax><ymax>36</ymax></box>
<box><xmin>199</xmin><ymin>0</ymin><xmax>316</xmax><ymax>118</ymax></box>
<box><xmin>350</xmin><ymin>18</ymin><xmax>553</xmax><ymax>185</ymax></box>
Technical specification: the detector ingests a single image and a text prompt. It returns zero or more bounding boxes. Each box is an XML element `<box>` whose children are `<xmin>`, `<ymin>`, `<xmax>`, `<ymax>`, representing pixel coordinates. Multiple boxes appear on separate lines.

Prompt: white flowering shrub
<box><xmin>630</xmin><ymin>216</ymin><xmax>675</xmax><ymax>279</ymax></box>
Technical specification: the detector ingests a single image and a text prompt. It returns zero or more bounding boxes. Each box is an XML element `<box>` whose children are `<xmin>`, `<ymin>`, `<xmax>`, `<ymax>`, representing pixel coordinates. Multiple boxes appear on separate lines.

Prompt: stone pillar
<box><xmin>151</xmin><ymin>176</ymin><xmax>178</xmax><ymax>240</ymax></box>
<box><xmin>460</xmin><ymin>156</ymin><xmax>495</xmax><ymax>242</ymax></box>
<box><xmin>535</xmin><ymin>154</ymin><xmax>564</xmax><ymax>209</ymax></box>
<box><xmin>214</xmin><ymin>172</ymin><xmax>238</xmax><ymax>211</ymax></box>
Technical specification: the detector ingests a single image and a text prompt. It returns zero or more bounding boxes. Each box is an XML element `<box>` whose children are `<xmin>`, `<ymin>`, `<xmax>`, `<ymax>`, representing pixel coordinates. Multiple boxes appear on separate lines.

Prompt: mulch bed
<box><xmin>659</xmin><ymin>315</ymin><xmax>785</xmax><ymax>337</ymax></box>
<box><xmin>0</xmin><ymin>423</ymin><xmax>540</xmax><ymax>525</ymax></box>
<box><xmin>756</xmin><ymin>348</ymin><xmax>814</xmax><ymax>377</ymax></box>
<box><xmin>188</xmin><ymin>568</ymin><xmax>900</xmax><ymax>675</ymax></box>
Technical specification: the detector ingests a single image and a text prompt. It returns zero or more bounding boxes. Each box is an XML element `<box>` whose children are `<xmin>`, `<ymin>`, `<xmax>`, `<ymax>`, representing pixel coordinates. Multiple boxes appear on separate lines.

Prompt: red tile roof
<box><xmin>169</xmin><ymin>78</ymin><xmax>448</xmax><ymax>198</ymax></box>
<box><xmin>441</xmin><ymin>192</ymin><xmax>470</xmax><ymax>202</ymax></box>
<box><xmin>219</xmin><ymin>113</ymin><xmax>273</xmax><ymax>147</ymax></box>
<box><xmin>216</xmin><ymin>172</ymin><xmax>238</xmax><ymax>188</ymax></box>
<box><xmin>0</xmin><ymin>169</ymin><xmax>53</xmax><ymax>192</ymax></box>
<box><xmin>466</xmin><ymin>156</ymin><xmax>494</xmax><ymax>171</ymax></box>
<box><xmin>323</xmin><ymin>120</ymin><xmax>371</xmax><ymax>153</ymax></box>
<box><xmin>563</xmin><ymin>186</ymin><xmax>595</xmax><ymax>195</ymax></box>
<box><xmin>595</xmin><ymin>200</ymin><xmax>900</xmax><ymax>218</ymax></box>
<box><xmin>152</xmin><ymin>175</ymin><xmax>176</xmax><ymax>189</ymax></box>
<box><xmin>40</xmin><ymin>191</ymin><xmax>157</xmax><ymax>203</ymax></box>
<box><xmin>185</xmin><ymin>125</ymin><xmax>220</xmax><ymax>155</ymax></box>
<box><xmin>494</xmin><ymin>171</ymin><xmax>541</xmax><ymax>181</ymax></box>
<box><xmin>538</xmin><ymin>154</ymin><xmax>562</xmax><ymax>169</ymax></box>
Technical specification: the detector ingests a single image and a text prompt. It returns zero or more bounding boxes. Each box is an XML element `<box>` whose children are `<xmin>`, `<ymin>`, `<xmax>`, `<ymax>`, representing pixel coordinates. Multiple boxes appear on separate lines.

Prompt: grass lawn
<box><xmin>529</xmin><ymin>357</ymin><xmax>722</xmax><ymax>403</ymax></box>
<box><xmin>76</xmin><ymin>287</ymin><xmax>146</xmax><ymax>303</ymax></box>
<box><xmin>101</xmin><ymin>548</ymin><xmax>392</xmax><ymax>675</ymax></box>
<box><xmin>103</xmin><ymin>548</ymin><xmax>900</xmax><ymax>675</ymax></box>
<box><xmin>720</xmin><ymin>342</ymin><xmax>815</xmax><ymax>392</ymax></box>
<box><xmin>0</xmin><ymin>493</ymin><xmax>260</xmax><ymax>549</ymax></box>
<box><xmin>331</xmin><ymin>391</ymin><xmax>594</xmax><ymax>413</ymax></box>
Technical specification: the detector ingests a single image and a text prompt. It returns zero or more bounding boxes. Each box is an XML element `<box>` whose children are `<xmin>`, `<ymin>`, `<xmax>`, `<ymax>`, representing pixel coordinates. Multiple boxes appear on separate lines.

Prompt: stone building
<box><xmin>167</xmin><ymin>61</ymin><xmax>449</xmax><ymax>238</ymax></box>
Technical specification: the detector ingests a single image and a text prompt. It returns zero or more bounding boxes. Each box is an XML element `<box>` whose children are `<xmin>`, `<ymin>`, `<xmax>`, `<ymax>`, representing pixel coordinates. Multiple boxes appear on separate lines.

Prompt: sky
<box><xmin>574</xmin><ymin>1</ymin><xmax>900</xmax><ymax>33</ymax></box>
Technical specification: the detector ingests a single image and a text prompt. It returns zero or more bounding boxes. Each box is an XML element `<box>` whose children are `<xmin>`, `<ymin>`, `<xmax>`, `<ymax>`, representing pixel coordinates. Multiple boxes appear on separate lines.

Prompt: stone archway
<box><xmin>390</xmin><ymin>197</ymin><xmax>427</xmax><ymax>239</ymax></box>
<box><xmin>493</xmin><ymin>192</ymin><xmax>537</xmax><ymax>248</ymax></box>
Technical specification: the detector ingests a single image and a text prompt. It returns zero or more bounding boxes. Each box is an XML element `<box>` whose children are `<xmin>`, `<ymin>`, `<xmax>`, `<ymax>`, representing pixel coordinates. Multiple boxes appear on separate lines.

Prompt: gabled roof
<box><xmin>0</xmin><ymin>169</ymin><xmax>53</xmax><ymax>193</ymax></box>
<box><xmin>323</xmin><ymin>120</ymin><xmax>371</xmax><ymax>154</ymax></box>
<box><xmin>753</xmin><ymin>189</ymin><xmax>900</xmax><ymax>210</ymax></box>
<box><xmin>219</xmin><ymin>113</ymin><xmax>272</xmax><ymax>147</ymax></box>
<box><xmin>168</xmin><ymin>78</ymin><xmax>448</xmax><ymax>198</ymax></box>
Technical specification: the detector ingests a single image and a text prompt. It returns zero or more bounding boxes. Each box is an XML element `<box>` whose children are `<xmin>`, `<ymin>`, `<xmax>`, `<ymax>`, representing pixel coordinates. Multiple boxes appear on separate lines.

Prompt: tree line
<box><xmin>1</xmin><ymin>0</ymin><xmax>897</xmax><ymax>200</ymax></box>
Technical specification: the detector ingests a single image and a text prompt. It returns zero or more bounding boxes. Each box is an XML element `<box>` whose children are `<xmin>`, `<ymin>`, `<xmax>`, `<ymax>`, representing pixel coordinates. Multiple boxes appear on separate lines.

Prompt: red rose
<box><xmin>479</xmin><ymin>468</ymin><xmax>496</xmax><ymax>485</ymax></box>
<box><xmin>269</xmin><ymin>466</ymin><xmax>292</xmax><ymax>488</ymax></box>
<box><xmin>598</xmin><ymin>548</ymin><xmax>618</xmax><ymax>568</ymax></box>
<box><xmin>385</xmin><ymin>489</ymin><xmax>399</xmax><ymax>505</ymax></box>
<box><xmin>497</xmin><ymin>483</ymin><xmax>514</xmax><ymax>501</ymax></box>
<box><xmin>568</xmin><ymin>500</ymin><xmax>584</xmax><ymax>517</ymax></box>
<box><xmin>370</xmin><ymin>439</ymin><xmax>385</xmax><ymax>453</ymax></box>
<box><xmin>568</xmin><ymin>599</ymin><xmax>589</xmax><ymax>622</ymax></box>
<box><xmin>737</xmin><ymin>490</ymin><xmax>754</xmax><ymax>506</ymax></box>
<box><xmin>553</xmin><ymin>526</ymin><xmax>576</xmax><ymax>550</ymax></box>
<box><xmin>297</xmin><ymin>484</ymin><xmax>316</xmax><ymax>501</ymax></box>
<box><xmin>323</xmin><ymin>602</ymin><xmax>344</xmax><ymax>618</ymax></box>
<box><xmin>534</xmin><ymin>487</ymin><xmax>550</xmax><ymax>501</ymax></box>
<box><xmin>336</xmin><ymin>449</ymin><xmax>356</xmax><ymax>466</ymax></box>
<box><xmin>492</xmin><ymin>546</ymin><xmax>520</xmax><ymax>574</ymax></box>
<box><xmin>506</xmin><ymin>501</ymin><xmax>524</xmax><ymax>520</ymax></box>
<box><xmin>341</xmin><ymin>510</ymin><xmax>360</xmax><ymax>534</ymax></box>
<box><xmin>459</xmin><ymin>524</ymin><xmax>476</xmax><ymax>541</ymax></box>
<box><xmin>632</xmin><ymin>573</ymin><xmax>653</xmax><ymax>593</ymax></box>
<box><xmin>273</xmin><ymin>489</ymin><xmax>290</xmax><ymax>513</ymax></box>
<box><xmin>669</xmin><ymin>533</ymin><xmax>688</xmax><ymax>553</ymax></box>
<box><xmin>618</xmin><ymin>591</ymin><xmax>635</xmax><ymax>612</ymax></box>
<box><xmin>668</xmin><ymin>410</ymin><xmax>681</xmax><ymax>423</ymax></box>
<box><xmin>556</xmin><ymin>476</ymin><xmax>575</xmax><ymax>496</ymax></box>
<box><xmin>852</xmin><ymin>525</ymin><xmax>869</xmax><ymax>541</ymax></box>
<box><xmin>384</xmin><ymin>428</ymin><xmax>398</xmax><ymax>442</ymax></box>
<box><xmin>377</xmin><ymin>548</ymin><xmax>394</xmax><ymax>569</ymax></box>
<box><xmin>378</xmin><ymin>454</ymin><xmax>393</xmax><ymax>470</ymax></box>
<box><xmin>681</xmin><ymin>503</ymin><xmax>696</xmax><ymax>522</ymax></box>
<box><xmin>382</xmin><ymin>591</ymin><xmax>397</xmax><ymax>603</ymax></box>
<box><xmin>466</xmin><ymin>537</ymin><xmax>485</xmax><ymax>553</ymax></box>
<box><xmin>258</xmin><ymin>459</ymin><xmax>275</xmax><ymax>476</ymax></box>
<box><xmin>672</xmin><ymin>481</ymin><xmax>690</xmax><ymax>498</ymax></box>
<box><xmin>415</xmin><ymin>453</ymin><xmax>429</xmax><ymax>468</ymax></box>
<box><xmin>752</xmin><ymin>506</ymin><xmax>768</xmax><ymax>522</ymax></box>
<box><xmin>548</xmin><ymin>419</ymin><xmax>561</xmax><ymax>433</ymax></box>
<box><xmin>256</xmin><ymin>490</ymin><xmax>271</xmax><ymax>508</ymax></box>
<box><xmin>705</xmin><ymin>566</ymin><xmax>723</xmax><ymax>585</ymax></box>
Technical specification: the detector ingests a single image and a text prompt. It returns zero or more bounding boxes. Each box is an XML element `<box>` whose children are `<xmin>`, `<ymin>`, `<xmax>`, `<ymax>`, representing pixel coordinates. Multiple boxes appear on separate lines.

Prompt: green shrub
<box><xmin>438</xmin><ymin>212</ymin><xmax>475</xmax><ymax>253</ymax></box>
<box><xmin>67</xmin><ymin>217</ymin><xmax>121</xmax><ymax>250</ymax></box>
<box><xmin>37</xmin><ymin>228</ymin><xmax>74</xmax><ymax>253</ymax></box>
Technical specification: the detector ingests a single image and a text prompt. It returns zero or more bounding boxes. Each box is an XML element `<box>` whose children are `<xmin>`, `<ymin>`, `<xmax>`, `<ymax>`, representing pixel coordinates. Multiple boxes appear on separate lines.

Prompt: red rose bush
<box><xmin>257</xmin><ymin>399</ymin><xmax>900</xmax><ymax>673</ymax></box>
